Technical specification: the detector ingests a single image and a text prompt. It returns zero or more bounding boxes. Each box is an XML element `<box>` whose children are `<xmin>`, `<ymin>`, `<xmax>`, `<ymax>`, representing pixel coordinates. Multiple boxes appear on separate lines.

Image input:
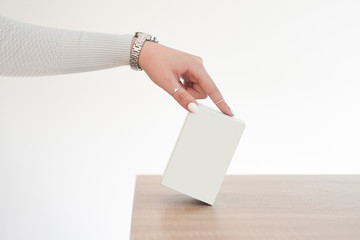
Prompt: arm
<box><xmin>0</xmin><ymin>15</ymin><xmax>233</xmax><ymax>115</ymax></box>
<box><xmin>0</xmin><ymin>15</ymin><xmax>133</xmax><ymax>77</ymax></box>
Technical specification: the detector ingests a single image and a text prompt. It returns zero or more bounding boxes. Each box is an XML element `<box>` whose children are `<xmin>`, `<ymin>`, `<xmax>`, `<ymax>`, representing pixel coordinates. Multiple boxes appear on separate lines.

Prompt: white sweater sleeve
<box><xmin>0</xmin><ymin>15</ymin><xmax>133</xmax><ymax>77</ymax></box>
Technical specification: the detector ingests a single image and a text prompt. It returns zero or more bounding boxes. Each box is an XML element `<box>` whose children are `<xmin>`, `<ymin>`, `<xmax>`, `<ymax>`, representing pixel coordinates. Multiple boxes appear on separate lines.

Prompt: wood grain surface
<box><xmin>130</xmin><ymin>175</ymin><xmax>360</xmax><ymax>240</ymax></box>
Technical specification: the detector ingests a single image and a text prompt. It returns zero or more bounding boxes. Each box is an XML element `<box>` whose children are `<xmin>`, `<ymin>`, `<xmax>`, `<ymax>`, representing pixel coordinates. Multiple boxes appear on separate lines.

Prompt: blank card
<box><xmin>161</xmin><ymin>102</ymin><xmax>246</xmax><ymax>205</ymax></box>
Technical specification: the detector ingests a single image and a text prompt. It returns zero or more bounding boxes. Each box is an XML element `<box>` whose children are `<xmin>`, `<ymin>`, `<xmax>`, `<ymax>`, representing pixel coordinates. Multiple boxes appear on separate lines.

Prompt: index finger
<box><xmin>198</xmin><ymin>68</ymin><xmax>234</xmax><ymax>116</ymax></box>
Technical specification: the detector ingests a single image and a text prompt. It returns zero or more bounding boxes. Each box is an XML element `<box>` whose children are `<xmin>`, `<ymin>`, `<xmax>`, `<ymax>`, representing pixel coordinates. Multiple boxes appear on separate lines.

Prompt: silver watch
<box><xmin>130</xmin><ymin>32</ymin><xmax>158</xmax><ymax>71</ymax></box>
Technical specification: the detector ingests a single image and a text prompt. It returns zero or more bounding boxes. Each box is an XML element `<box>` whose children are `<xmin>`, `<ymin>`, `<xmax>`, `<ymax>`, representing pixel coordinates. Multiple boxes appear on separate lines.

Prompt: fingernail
<box><xmin>188</xmin><ymin>102</ymin><xmax>199</xmax><ymax>113</ymax></box>
<box><xmin>230</xmin><ymin>108</ymin><xmax>236</xmax><ymax>116</ymax></box>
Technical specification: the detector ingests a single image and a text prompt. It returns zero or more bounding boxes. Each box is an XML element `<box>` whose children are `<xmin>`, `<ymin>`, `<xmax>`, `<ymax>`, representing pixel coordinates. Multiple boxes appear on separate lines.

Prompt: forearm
<box><xmin>0</xmin><ymin>15</ymin><xmax>133</xmax><ymax>77</ymax></box>
<box><xmin>60</xmin><ymin>30</ymin><xmax>133</xmax><ymax>75</ymax></box>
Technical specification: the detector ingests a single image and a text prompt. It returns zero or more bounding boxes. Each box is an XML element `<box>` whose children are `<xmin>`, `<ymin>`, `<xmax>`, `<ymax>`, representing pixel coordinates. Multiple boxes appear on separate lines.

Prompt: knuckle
<box><xmin>194</xmin><ymin>56</ymin><xmax>203</xmax><ymax>66</ymax></box>
<box><xmin>190</xmin><ymin>55</ymin><xmax>203</xmax><ymax>66</ymax></box>
<box><xmin>195</xmin><ymin>56</ymin><xmax>203</xmax><ymax>63</ymax></box>
<box><xmin>200</xmin><ymin>93</ymin><xmax>208</xmax><ymax>99</ymax></box>
<box><xmin>177</xmin><ymin>91</ymin><xmax>189</xmax><ymax>101</ymax></box>
<box><xmin>187</xmin><ymin>57</ymin><xmax>204</xmax><ymax>80</ymax></box>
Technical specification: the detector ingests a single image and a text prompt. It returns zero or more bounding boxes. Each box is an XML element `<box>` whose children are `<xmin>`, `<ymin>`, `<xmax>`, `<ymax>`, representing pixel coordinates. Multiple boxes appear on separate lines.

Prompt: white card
<box><xmin>161</xmin><ymin>103</ymin><xmax>246</xmax><ymax>205</ymax></box>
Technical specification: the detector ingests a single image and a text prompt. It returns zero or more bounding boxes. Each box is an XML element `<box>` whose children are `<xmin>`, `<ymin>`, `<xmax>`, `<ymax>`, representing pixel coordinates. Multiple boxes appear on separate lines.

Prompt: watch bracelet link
<box><xmin>130</xmin><ymin>32</ymin><xmax>158</xmax><ymax>71</ymax></box>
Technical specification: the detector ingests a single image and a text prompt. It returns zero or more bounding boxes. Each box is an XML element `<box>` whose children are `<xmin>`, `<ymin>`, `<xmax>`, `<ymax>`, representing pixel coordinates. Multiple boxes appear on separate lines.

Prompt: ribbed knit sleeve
<box><xmin>0</xmin><ymin>15</ymin><xmax>133</xmax><ymax>77</ymax></box>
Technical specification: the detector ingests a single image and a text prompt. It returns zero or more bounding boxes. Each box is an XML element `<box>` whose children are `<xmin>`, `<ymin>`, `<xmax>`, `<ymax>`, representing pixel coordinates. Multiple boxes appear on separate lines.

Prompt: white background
<box><xmin>1</xmin><ymin>0</ymin><xmax>359</xmax><ymax>239</ymax></box>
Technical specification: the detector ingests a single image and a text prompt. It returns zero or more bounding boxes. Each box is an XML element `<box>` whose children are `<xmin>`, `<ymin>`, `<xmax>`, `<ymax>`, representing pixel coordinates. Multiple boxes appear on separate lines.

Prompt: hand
<box><xmin>132</xmin><ymin>38</ymin><xmax>234</xmax><ymax>116</ymax></box>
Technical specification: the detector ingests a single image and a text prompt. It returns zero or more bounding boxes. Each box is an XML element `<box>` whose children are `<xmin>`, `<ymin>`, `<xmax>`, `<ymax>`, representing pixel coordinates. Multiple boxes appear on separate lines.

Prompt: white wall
<box><xmin>1</xmin><ymin>0</ymin><xmax>359</xmax><ymax>239</ymax></box>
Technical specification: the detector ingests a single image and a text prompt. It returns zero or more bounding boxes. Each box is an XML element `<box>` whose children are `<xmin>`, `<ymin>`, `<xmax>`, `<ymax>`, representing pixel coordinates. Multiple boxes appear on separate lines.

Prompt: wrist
<box><xmin>130</xmin><ymin>36</ymin><xmax>155</xmax><ymax>70</ymax></box>
<box><xmin>138</xmin><ymin>41</ymin><xmax>157</xmax><ymax>70</ymax></box>
<box><xmin>129</xmin><ymin>32</ymin><xmax>158</xmax><ymax>71</ymax></box>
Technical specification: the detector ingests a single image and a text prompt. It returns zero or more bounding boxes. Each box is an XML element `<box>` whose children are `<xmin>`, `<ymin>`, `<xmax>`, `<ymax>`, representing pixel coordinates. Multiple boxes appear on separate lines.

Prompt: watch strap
<box><xmin>130</xmin><ymin>32</ymin><xmax>158</xmax><ymax>71</ymax></box>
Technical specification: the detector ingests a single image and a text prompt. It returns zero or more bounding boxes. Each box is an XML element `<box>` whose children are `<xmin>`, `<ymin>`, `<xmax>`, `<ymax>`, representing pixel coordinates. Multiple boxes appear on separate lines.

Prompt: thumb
<box><xmin>172</xmin><ymin>86</ymin><xmax>199</xmax><ymax>113</ymax></box>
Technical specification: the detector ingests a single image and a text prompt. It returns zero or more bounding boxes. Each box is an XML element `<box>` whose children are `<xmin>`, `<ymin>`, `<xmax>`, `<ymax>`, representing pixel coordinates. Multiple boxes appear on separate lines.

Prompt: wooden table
<box><xmin>130</xmin><ymin>175</ymin><xmax>360</xmax><ymax>240</ymax></box>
